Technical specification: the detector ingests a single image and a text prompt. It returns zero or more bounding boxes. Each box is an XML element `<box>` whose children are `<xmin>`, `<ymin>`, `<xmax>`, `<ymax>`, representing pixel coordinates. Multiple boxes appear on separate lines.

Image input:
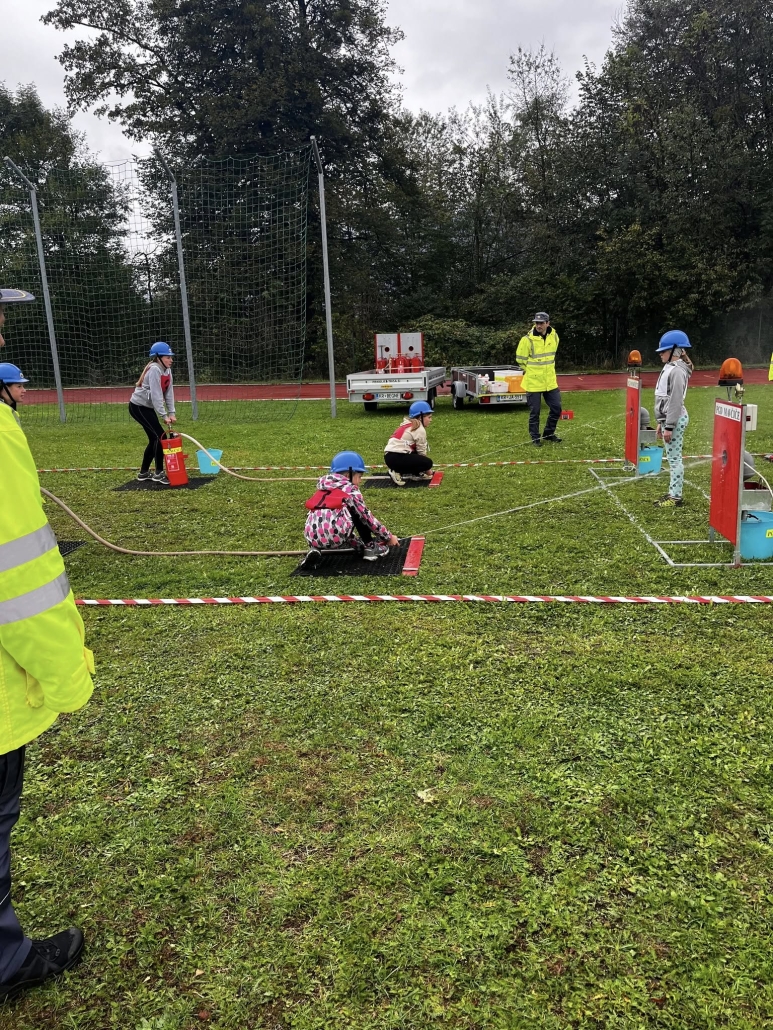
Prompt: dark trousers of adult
<box><xmin>527</xmin><ymin>389</ymin><xmax>562</xmax><ymax>441</ymax></box>
<box><xmin>128</xmin><ymin>402</ymin><xmax>165</xmax><ymax>473</ymax></box>
<box><xmin>383</xmin><ymin>451</ymin><xmax>433</xmax><ymax>475</ymax></box>
<box><xmin>0</xmin><ymin>747</ymin><xmax>31</xmax><ymax>984</ymax></box>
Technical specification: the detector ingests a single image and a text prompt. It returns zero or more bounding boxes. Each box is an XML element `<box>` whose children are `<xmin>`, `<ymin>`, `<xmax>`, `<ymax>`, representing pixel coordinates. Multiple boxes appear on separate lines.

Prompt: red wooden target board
<box><xmin>709</xmin><ymin>400</ymin><xmax>744</xmax><ymax>545</ymax></box>
<box><xmin>625</xmin><ymin>377</ymin><xmax>641</xmax><ymax>465</ymax></box>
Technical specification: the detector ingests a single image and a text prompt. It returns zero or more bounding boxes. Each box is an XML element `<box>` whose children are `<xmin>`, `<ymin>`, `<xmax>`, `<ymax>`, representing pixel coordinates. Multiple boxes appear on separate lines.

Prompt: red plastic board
<box><xmin>710</xmin><ymin>400</ymin><xmax>744</xmax><ymax>544</ymax></box>
<box><xmin>625</xmin><ymin>377</ymin><xmax>640</xmax><ymax>465</ymax></box>
<box><xmin>428</xmin><ymin>471</ymin><xmax>444</xmax><ymax>488</ymax></box>
<box><xmin>402</xmin><ymin>536</ymin><xmax>425</xmax><ymax>576</ymax></box>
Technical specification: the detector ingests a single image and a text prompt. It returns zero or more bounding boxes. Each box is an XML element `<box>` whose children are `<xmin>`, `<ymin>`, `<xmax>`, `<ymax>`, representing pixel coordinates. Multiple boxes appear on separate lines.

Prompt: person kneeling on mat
<box><xmin>305</xmin><ymin>452</ymin><xmax>400</xmax><ymax>561</ymax></box>
<box><xmin>384</xmin><ymin>401</ymin><xmax>434</xmax><ymax>487</ymax></box>
<box><xmin>129</xmin><ymin>342</ymin><xmax>177</xmax><ymax>485</ymax></box>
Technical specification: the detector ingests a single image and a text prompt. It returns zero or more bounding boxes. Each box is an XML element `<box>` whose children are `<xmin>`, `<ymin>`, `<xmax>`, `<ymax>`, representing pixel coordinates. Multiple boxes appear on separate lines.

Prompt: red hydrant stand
<box><xmin>161</xmin><ymin>433</ymin><xmax>189</xmax><ymax>487</ymax></box>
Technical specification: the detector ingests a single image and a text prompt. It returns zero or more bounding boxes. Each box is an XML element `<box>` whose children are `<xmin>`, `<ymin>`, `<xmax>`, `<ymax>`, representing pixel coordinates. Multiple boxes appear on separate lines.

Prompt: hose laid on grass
<box><xmin>177</xmin><ymin>432</ymin><xmax>318</xmax><ymax>482</ymax></box>
<box><xmin>40</xmin><ymin>488</ymin><xmax>305</xmax><ymax>558</ymax></box>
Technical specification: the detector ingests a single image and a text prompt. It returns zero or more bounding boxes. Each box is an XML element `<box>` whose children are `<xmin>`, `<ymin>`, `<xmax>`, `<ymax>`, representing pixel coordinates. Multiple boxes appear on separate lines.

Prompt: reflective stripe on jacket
<box><xmin>516</xmin><ymin>325</ymin><xmax>560</xmax><ymax>392</ymax></box>
<box><xmin>0</xmin><ymin>401</ymin><xmax>94</xmax><ymax>754</ymax></box>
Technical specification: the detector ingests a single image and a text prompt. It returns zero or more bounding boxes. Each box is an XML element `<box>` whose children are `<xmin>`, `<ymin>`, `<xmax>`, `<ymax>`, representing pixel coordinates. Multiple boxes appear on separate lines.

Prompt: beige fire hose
<box><xmin>177</xmin><ymin>432</ymin><xmax>319</xmax><ymax>482</ymax></box>
<box><xmin>40</xmin><ymin>488</ymin><xmax>305</xmax><ymax>558</ymax></box>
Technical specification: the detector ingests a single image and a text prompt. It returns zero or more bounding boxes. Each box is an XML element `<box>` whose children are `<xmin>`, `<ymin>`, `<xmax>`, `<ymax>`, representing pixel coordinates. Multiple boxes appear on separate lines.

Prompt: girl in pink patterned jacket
<box><xmin>304</xmin><ymin>451</ymin><xmax>399</xmax><ymax>561</ymax></box>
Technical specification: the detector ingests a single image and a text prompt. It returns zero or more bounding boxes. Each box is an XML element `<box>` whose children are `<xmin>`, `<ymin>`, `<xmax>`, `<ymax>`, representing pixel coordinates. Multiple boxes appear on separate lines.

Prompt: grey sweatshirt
<box><xmin>654</xmin><ymin>360</ymin><xmax>691</xmax><ymax>430</ymax></box>
<box><xmin>130</xmin><ymin>362</ymin><xmax>176</xmax><ymax>418</ymax></box>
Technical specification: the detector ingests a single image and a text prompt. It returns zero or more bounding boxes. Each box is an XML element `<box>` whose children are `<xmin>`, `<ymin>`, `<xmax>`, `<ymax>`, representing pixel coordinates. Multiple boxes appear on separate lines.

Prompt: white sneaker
<box><xmin>362</xmin><ymin>542</ymin><xmax>390</xmax><ymax>561</ymax></box>
<box><xmin>388</xmin><ymin>469</ymin><xmax>405</xmax><ymax>487</ymax></box>
<box><xmin>152</xmin><ymin>470</ymin><xmax>170</xmax><ymax>485</ymax></box>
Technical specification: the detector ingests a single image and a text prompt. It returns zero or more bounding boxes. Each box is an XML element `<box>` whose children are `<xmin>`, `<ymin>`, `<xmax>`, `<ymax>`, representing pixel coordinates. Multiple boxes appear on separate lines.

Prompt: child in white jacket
<box><xmin>653</xmin><ymin>330</ymin><xmax>693</xmax><ymax>508</ymax></box>
<box><xmin>383</xmin><ymin>401</ymin><xmax>434</xmax><ymax>487</ymax></box>
<box><xmin>129</xmin><ymin>342</ymin><xmax>177</xmax><ymax>483</ymax></box>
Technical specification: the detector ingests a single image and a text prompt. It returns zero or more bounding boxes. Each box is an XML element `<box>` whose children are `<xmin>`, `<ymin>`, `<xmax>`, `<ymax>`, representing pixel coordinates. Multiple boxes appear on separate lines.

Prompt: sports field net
<box><xmin>0</xmin><ymin>147</ymin><xmax>312</xmax><ymax>423</ymax></box>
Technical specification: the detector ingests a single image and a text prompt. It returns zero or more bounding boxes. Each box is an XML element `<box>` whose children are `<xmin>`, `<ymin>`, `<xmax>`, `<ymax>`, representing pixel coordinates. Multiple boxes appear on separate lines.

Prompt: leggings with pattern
<box><xmin>664</xmin><ymin>412</ymin><xmax>689</xmax><ymax>498</ymax></box>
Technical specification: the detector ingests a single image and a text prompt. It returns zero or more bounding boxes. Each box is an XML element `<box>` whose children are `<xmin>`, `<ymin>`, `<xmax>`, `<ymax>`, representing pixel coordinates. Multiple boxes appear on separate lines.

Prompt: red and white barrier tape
<box><xmin>75</xmin><ymin>594</ymin><xmax>773</xmax><ymax>607</ymax></box>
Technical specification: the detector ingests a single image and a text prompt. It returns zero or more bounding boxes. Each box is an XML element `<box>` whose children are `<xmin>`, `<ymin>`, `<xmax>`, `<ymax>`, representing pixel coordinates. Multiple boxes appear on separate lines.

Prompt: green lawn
<box><xmin>5</xmin><ymin>387</ymin><xmax>773</xmax><ymax>1029</ymax></box>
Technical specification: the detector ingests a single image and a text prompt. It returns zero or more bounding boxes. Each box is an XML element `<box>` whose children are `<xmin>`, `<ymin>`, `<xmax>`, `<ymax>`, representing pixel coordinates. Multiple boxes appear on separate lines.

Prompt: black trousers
<box><xmin>0</xmin><ymin>747</ymin><xmax>31</xmax><ymax>983</ymax></box>
<box><xmin>350</xmin><ymin>509</ymin><xmax>375</xmax><ymax>545</ymax></box>
<box><xmin>384</xmin><ymin>451</ymin><xmax>433</xmax><ymax>475</ymax></box>
<box><xmin>527</xmin><ymin>389</ymin><xmax>562</xmax><ymax>440</ymax></box>
<box><xmin>129</xmin><ymin>402</ymin><xmax>165</xmax><ymax>472</ymax></box>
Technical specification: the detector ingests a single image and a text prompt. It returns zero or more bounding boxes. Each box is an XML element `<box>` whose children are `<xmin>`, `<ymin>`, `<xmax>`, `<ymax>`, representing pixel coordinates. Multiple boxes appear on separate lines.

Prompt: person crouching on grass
<box><xmin>305</xmin><ymin>451</ymin><xmax>400</xmax><ymax>561</ymax></box>
<box><xmin>653</xmin><ymin>330</ymin><xmax>693</xmax><ymax>508</ymax></box>
<box><xmin>384</xmin><ymin>401</ymin><xmax>434</xmax><ymax>487</ymax></box>
<box><xmin>129</xmin><ymin>342</ymin><xmax>177</xmax><ymax>484</ymax></box>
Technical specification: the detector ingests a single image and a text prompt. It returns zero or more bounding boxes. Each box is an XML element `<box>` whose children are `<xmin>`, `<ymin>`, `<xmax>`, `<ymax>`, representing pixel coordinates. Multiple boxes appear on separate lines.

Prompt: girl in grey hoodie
<box><xmin>129</xmin><ymin>342</ymin><xmax>176</xmax><ymax>483</ymax></box>
<box><xmin>653</xmin><ymin>330</ymin><xmax>693</xmax><ymax>508</ymax></box>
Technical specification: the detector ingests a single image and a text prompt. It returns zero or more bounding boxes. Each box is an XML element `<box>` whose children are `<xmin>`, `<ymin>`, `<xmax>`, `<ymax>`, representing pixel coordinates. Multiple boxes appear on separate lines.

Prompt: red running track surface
<box><xmin>22</xmin><ymin>368</ymin><xmax>771</xmax><ymax>405</ymax></box>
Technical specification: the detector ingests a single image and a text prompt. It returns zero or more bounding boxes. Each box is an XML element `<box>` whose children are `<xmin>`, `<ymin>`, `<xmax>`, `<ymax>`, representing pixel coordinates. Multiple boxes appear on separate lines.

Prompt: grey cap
<box><xmin>534</xmin><ymin>311</ymin><xmax>550</xmax><ymax>322</ymax></box>
<box><xmin>0</xmin><ymin>288</ymin><xmax>36</xmax><ymax>303</ymax></box>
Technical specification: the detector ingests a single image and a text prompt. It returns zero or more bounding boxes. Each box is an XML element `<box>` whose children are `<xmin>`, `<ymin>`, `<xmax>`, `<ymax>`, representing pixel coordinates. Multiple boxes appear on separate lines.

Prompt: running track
<box><xmin>23</xmin><ymin>368</ymin><xmax>770</xmax><ymax>405</ymax></box>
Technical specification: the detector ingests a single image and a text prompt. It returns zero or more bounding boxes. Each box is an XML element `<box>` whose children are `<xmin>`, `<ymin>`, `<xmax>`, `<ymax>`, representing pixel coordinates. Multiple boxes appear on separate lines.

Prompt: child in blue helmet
<box><xmin>305</xmin><ymin>451</ymin><xmax>400</xmax><ymax>560</ymax></box>
<box><xmin>129</xmin><ymin>342</ymin><xmax>177</xmax><ymax>484</ymax></box>
<box><xmin>384</xmin><ymin>401</ymin><xmax>434</xmax><ymax>487</ymax></box>
<box><xmin>653</xmin><ymin>330</ymin><xmax>694</xmax><ymax>508</ymax></box>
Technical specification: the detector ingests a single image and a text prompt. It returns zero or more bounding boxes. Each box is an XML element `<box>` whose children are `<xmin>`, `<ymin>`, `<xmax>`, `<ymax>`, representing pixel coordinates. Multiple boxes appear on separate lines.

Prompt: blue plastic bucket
<box><xmin>196</xmin><ymin>448</ymin><xmax>223</xmax><ymax>475</ymax></box>
<box><xmin>740</xmin><ymin>510</ymin><xmax>773</xmax><ymax>560</ymax></box>
<box><xmin>638</xmin><ymin>445</ymin><xmax>663</xmax><ymax>475</ymax></box>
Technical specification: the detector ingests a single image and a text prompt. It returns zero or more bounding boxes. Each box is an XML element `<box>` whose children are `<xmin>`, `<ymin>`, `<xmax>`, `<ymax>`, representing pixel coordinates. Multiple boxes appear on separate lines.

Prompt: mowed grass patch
<box><xmin>5</xmin><ymin>605</ymin><xmax>773</xmax><ymax>1029</ymax></box>
<box><xmin>4</xmin><ymin>387</ymin><xmax>773</xmax><ymax>1028</ymax></box>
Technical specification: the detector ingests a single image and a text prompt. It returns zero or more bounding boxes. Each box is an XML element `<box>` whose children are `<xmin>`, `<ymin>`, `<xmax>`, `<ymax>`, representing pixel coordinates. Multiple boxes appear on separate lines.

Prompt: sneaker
<box><xmin>136</xmin><ymin>470</ymin><xmax>152</xmax><ymax>482</ymax></box>
<box><xmin>654</xmin><ymin>495</ymin><xmax>684</xmax><ymax>508</ymax></box>
<box><xmin>416</xmin><ymin>471</ymin><xmax>434</xmax><ymax>480</ymax></box>
<box><xmin>362</xmin><ymin>542</ymin><xmax>390</xmax><ymax>561</ymax></box>
<box><xmin>0</xmin><ymin>927</ymin><xmax>84</xmax><ymax>1002</ymax></box>
<box><xmin>531</xmin><ymin>438</ymin><xmax>542</xmax><ymax>447</ymax></box>
<box><xmin>151</xmin><ymin>470</ymin><xmax>170</xmax><ymax>485</ymax></box>
<box><xmin>542</xmin><ymin>434</ymin><xmax>563</xmax><ymax>443</ymax></box>
<box><xmin>388</xmin><ymin>469</ymin><xmax>406</xmax><ymax>487</ymax></box>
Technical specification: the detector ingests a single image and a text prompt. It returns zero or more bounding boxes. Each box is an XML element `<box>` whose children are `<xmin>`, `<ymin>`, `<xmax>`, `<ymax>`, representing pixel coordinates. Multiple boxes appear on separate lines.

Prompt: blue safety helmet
<box><xmin>0</xmin><ymin>289</ymin><xmax>36</xmax><ymax>304</ymax></box>
<box><xmin>0</xmin><ymin>363</ymin><xmax>29</xmax><ymax>383</ymax></box>
<box><xmin>330</xmin><ymin>450</ymin><xmax>367</xmax><ymax>475</ymax></box>
<box><xmin>408</xmin><ymin>401</ymin><xmax>433</xmax><ymax>419</ymax></box>
<box><xmin>149</xmin><ymin>341</ymin><xmax>174</xmax><ymax>357</ymax></box>
<box><xmin>656</xmin><ymin>330</ymin><xmax>691</xmax><ymax>353</ymax></box>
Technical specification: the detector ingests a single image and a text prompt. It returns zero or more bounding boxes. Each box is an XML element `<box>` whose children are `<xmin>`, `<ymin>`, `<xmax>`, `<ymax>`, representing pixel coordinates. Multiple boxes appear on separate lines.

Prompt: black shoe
<box><xmin>531</xmin><ymin>438</ymin><xmax>542</xmax><ymax>447</ymax></box>
<box><xmin>542</xmin><ymin>434</ymin><xmax>562</xmax><ymax>443</ymax></box>
<box><xmin>136</xmin><ymin>470</ymin><xmax>152</xmax><ymax>482</ymax></box>
<box><xmin>0</xmin><ymin>927</ymin><xmax>84</xmax><ymax>1002</ymax></box>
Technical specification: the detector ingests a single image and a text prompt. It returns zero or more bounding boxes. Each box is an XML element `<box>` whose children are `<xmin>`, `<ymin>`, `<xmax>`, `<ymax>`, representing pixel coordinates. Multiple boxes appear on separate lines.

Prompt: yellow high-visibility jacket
<box><xmin>516</xmin><ymin>325</ymin><xmax>560</xmax><ymax>392</ymax></box>
<box><xmin>0</xmin><ymin>401</ymin><xmax>94</xmax><ymax>754</ymax></box>
<box><xmin>769</xmin><ymin>351</ymin><xmax>773</xmax><ymax>381</ymax></box>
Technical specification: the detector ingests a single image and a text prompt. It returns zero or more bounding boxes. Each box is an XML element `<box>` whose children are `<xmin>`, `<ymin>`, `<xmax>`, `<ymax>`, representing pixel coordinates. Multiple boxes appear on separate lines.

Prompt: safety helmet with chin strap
<box><xmin>0</xmin><ymin>289</ymin><xmax>36</xmax><ymax>304</ymax></box>
<box><xmin>0</xmin><ymin>362</ymin><xmax>29</xmax><ymax>410</ymax></box>
<box><xmin>408</xmin><ymin>400</ymin><xmax>433</xmax><ymax>420</ymax></box>
<box><xmin>330</xmin><ymin>450</ymin><xmax>367</xmax><ymax>479</ymax></box>
<box><xmin>656</xmin><ymin>330</ymin><xmax>691</xmax><ymax>354</ymax></box>
<box><xmin>149</xmin><ymin>341</ymin><xmax>174</xmax><ymax>357</ymax></box>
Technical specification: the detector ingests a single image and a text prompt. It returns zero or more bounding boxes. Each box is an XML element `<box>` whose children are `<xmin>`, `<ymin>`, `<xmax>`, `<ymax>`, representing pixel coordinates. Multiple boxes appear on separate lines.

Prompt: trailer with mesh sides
<box><xmin>451</xmin><ymin>366</ymin><xmax>528</xmax><ymax>409</ymax></box>
<box><xmin>347</xmin><ymin>333</ymin><xmax>446</xmax><ymax>412</ymax></box>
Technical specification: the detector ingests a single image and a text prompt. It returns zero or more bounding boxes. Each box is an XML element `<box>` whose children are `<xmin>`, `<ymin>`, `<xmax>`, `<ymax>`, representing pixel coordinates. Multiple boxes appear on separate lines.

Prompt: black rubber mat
<box><xmin>363</xmin><ymin>475</ymin><xmax>432</xmax><ymax>490</ymax></box>
<box><xmin>292</xmin><ymin>537</ymin><xmax>412</xmax><ymax>577</ymax></box>
<box><xmin>114</xmin><ymin>477</ymin><xmax>215</xmax><ymax>492</ymax></box>
<box><xmin>58</xmin><ymin>541</ymin><xmax>85</xmax><ymax>556</ymax></box>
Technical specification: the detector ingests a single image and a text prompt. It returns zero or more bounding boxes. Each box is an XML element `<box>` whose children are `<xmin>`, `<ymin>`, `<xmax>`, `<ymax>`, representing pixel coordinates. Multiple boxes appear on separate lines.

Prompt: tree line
<box><xmin>3</xmin><ymin>0</ymin><xmax>773</xmax><ymax>380</ymax></box>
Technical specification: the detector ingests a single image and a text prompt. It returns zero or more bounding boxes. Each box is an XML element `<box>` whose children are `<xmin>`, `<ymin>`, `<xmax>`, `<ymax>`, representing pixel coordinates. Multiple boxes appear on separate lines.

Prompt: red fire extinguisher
<box><xmin>160</xmin><ymin>432</ymin><xmax>189</xmax><ymax>487</ymax></box>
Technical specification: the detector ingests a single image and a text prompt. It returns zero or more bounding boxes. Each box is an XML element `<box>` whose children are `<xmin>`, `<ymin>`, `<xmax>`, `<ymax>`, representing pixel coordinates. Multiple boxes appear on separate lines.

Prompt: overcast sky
<box><xmin>3</xmin><ymin>1</ymin><xmax>624</xmax><ymax>163</ymax></box>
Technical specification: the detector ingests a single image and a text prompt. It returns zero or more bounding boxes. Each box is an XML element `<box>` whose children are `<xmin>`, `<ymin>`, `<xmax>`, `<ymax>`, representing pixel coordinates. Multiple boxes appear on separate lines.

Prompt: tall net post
<box><xmin>3</xmin><ymin>157</ymin><xmax>66</xmax><ymax>422</ymax></box>
<box><xmin>155</xmin><ymin>150</ymin><xmax>198</xmax><ymax>420</ymax></box>
<box><xmin>311</xmin><ymin>137</ymin><xmax>337</xmax><ymax>418</ymax></box>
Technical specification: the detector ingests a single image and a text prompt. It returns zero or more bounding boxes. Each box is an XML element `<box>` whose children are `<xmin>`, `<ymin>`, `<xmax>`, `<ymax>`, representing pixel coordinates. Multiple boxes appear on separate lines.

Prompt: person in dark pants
<box><xmin>383</xmin><ymin>401</ymin><xmax>434</xmax><ymax>486</ymax></box>
<box><xmin>129</xmin><ymin>342</ymin><xmax>177</xmax><ymax>484</ymax></box>
<box><xmin>516</xmin><ymin>311</ymin><xmax>562</xmax><ymax>446</ymax></box>
<box><xmin>0</xmin><ymin>352</ymin><xmax>95</xmax><ymax>1002</ymax></box>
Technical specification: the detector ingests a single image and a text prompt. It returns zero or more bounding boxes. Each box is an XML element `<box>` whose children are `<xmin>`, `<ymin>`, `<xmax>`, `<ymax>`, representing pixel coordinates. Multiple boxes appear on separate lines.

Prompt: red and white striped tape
<box><xmin>75</xmin><ymin>594</ymin><xmax>773</xmax><ymax>607</ymax></box>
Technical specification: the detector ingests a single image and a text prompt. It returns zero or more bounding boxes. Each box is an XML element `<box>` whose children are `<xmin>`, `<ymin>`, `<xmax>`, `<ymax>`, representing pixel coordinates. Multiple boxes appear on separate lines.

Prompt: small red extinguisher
<box><xmin>160</xmin><ymin>432</ymin><xmax>189</xmax><ymax>487</ymax></box>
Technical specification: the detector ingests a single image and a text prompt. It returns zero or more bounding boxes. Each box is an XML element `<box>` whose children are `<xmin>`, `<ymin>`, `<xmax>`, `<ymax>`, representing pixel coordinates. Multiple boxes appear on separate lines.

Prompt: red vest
<box><xmin>305</xmin><ymin>488</ymin><xmax>348</xmax><ymax>511</ymax></box>
<box><xmin>390</xmin><ymin>421</ymin><xmax>415</xmax><ymax>452</ymax></box>
<box><xmin>160</xmin><ymin>373</ymin><xmax>171</xmax><ymax>393</ymax></box>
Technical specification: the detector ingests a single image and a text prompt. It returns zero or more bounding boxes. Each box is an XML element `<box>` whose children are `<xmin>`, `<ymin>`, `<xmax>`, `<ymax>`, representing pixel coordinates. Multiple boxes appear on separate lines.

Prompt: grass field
<box><xmin>5</xmin><ymin>386</ymin><xmax>773</xmax><ymax>1029</ymax></box>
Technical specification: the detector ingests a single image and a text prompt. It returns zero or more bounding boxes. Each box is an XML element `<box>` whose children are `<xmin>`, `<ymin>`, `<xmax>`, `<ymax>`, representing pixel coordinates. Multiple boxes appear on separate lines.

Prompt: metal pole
<box><xmin>4</xmin><ymin>157</ymin><xmax>66</xmax><ymax>422</ymax></box>
<box><xmin>154</xmin><ymin>150</ymin><xmax>198</xmax><ymax>420</ymax></box>
<box><xmin>310</xmin><ymin>137</ymin><xmax>336</xmax><ymax>418</ymax></box>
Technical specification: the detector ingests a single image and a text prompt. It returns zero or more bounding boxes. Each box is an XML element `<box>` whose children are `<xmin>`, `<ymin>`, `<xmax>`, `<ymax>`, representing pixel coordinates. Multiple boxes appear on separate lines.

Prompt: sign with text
<box><xmin>709</xmin><ymin>400</ymin><xmax>744</xmax><ymax>545</ymax></box>
<box><xmin>625</xmin><ymin>377</ymin><xmax>641</xmax><ymax>466</ymax></box>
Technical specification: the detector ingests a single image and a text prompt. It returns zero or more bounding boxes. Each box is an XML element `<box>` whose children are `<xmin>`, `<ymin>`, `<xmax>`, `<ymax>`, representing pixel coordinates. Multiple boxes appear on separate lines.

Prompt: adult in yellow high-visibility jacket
<box><xmin>768</xmin><ymin>351</ymin><xmax>772</xmax><ymax>381</ymax></box>
<box><xmin>516</xmin><ymin>311</ymin><xmax>562</xmax><ymax>446</ymax></box>
<box><xmin>0</xmin><ymin>306</ymin><xmax>94</xmax><ymax>1001</ymax></box>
